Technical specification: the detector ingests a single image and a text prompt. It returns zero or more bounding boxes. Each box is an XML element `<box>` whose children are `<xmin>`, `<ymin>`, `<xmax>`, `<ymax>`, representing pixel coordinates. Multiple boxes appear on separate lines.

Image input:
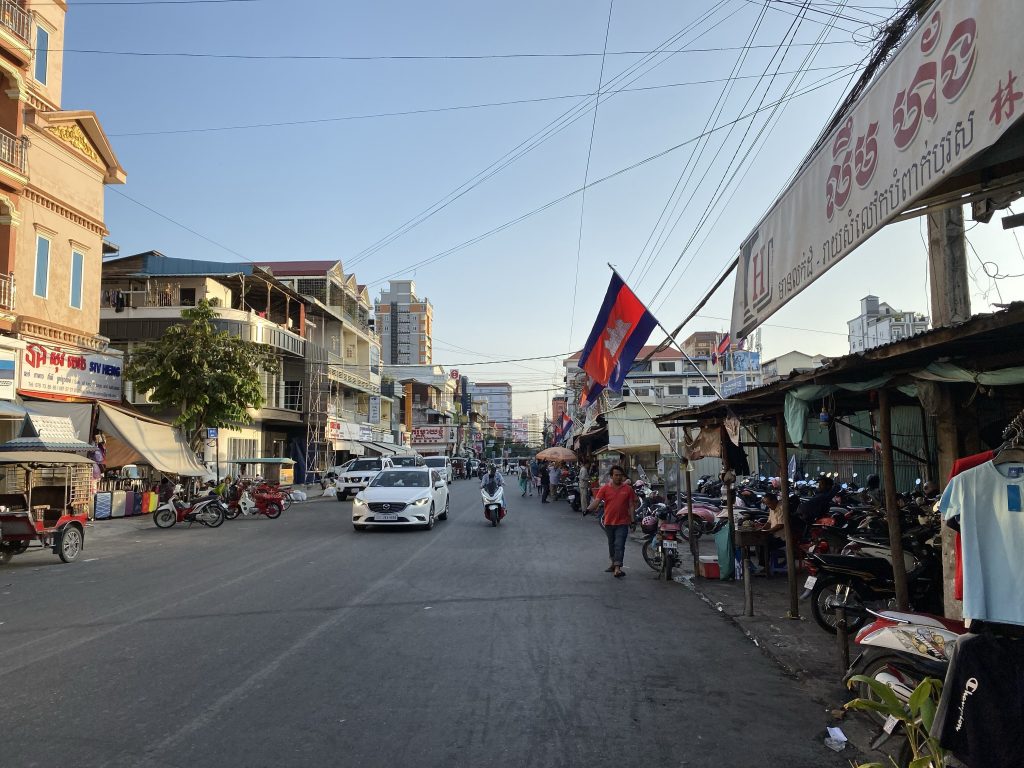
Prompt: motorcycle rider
<box><xmin>480</xmin><ymin>463</ymin><xmax>504</xmax><ymax>491</ymax></box>
<box><xmin>794</xmin><ymin>475</ymin><xmax>836</xmax><ymax>539</ymax></box>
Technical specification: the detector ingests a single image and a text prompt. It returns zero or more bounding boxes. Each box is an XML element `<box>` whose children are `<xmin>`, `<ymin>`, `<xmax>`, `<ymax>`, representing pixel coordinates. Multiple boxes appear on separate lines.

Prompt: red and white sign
<box><xmin>19</xmin><ymin>343</ymin><xmax>123</xmax><ymax>402</ymax></box>
<box><xmin>733</xmin><ymin>0</ymin><xmax>1023</xmax><ymax>338</ymax></box>
<box><xmin>450</xmin><ymin>369</ymin><xmax>460</xmax><ymax>380</ymax></box>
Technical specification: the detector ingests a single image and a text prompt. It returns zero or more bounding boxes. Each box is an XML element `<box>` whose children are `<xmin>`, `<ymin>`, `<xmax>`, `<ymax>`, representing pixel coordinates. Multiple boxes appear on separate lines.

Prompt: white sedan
<box><xmin>351</xmin><ymin>467</ymin><xmax>450</xmax><ymax>532</ymax></box>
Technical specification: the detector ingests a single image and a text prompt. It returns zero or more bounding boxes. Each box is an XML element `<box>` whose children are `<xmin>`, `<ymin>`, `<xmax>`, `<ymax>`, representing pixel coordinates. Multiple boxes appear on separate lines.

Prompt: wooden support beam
<box><xmin>878</xmin><ymin>388</ymin><xmax>910</xmax><ymax>610</ymax></box>
<box><xmin>776</xmin><ymin>413</ymin><xmax>799</xmax><ymax>618</ymax></box>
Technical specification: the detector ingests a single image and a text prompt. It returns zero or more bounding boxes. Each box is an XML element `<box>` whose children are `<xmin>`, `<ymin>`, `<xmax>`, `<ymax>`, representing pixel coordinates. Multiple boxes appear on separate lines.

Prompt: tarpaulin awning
<box><xmin>335</xmin><ymin>440</ymin><xmax>365</xmax><ymax>456</ymax></box>
<box><xmin>96</xmin><ymin>403</ymin><xmax>209</xmax><ymax>477</ymax></box>
<box><xmin>606</xmin><ymin>403</ymin><xmax>674</xmax><ymax>454</ymax></box>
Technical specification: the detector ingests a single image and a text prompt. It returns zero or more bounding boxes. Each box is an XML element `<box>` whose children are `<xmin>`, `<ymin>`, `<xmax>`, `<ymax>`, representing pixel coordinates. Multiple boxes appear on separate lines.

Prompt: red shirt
<box><xmin>595</xmin><ymin>482</ymin><xmax>635</xmax><ymax>526</ymax></box>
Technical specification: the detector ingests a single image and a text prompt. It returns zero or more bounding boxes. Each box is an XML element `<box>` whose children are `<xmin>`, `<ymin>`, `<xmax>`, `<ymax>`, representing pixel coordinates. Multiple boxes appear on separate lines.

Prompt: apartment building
<box><xmin>848</xmin><ymin>295</ymin><xmax>930</xmax><ymax>353</ymax></box>
<box><xmin>375</xmin><ymin>279</ymin><xmax>433</xmax><ymax>365</ymax></box>
<box><xmin>383</xmin><ymin>363</ymin><xmax>458</xmax><ymax>455</ymax></box>
<box><xmin>466</xmin><ymin>381</ymin><xmax>512</xmax><ymax>431</ymax></box>
<box><xmin>525</xmin><ymin>413</ymin><xmax>543</xmax><ymax>448</ymax></box>
<box><xmin>0</xmin><ymin>0</ymin><xmax>126</xmax><ymax>428</ymax></box>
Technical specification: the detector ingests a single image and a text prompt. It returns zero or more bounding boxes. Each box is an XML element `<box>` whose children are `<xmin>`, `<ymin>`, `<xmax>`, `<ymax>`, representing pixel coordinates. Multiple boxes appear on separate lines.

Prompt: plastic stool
<box><xmin>768</xmin><ymin>548</ymin><xmax>787</xmax><ymax>576</ymax></box>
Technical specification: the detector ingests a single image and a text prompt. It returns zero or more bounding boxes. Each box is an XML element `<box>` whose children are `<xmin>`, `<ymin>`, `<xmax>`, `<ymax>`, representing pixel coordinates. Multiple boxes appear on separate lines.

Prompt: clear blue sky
<box><xmin>65</xmin><ymin>0</ymin><xmax>1024</xmax><ymax>416</ymax></box>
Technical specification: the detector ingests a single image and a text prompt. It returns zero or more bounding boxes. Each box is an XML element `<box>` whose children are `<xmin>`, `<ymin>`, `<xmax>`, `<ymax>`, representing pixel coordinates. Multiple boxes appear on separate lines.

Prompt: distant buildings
<box><xmin>848</xmin><ymin>295</ymin><xmax>929</xmax><ymax>353</ymax></box>
<box><xmin>761</xmin><ymin>351</ymin><xmax>826</xmax><ymax>384</ymax></box>
<box><xmin>525</xmin><ymin>413</ymin><xmax>543</xmax><ymax>447</ymax></box>
<box><xmin>467</xmin><ymin>382</ymin><xmax>512</xmax><ymax>430</ymax></box>
<box><xmin>375</xmin><ymin>279</ymin><xmax>433</xmax><ymax>365</ymax></box>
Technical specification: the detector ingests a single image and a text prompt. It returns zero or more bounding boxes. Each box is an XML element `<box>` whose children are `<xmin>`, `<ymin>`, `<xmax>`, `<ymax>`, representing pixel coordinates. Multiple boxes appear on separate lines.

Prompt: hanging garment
<box><xmin>947</xmin><ymin>451</ymin><xmax>996</xmax><ymax>601</ymax></box>
<box><xmin>939</xmin><ymin>461</ymin><xmax>1024</xmax><ymax>626</ymax></box>
<box><xmin>931</xmin><ymin>632</ymin><xmax>1024</xmax><ymax>767</ymax></box>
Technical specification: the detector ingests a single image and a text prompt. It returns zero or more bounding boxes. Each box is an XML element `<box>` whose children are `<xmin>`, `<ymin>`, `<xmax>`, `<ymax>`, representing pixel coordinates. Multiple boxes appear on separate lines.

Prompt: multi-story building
<box><xmin>848</xmin><ymin>295</ymin><xmax>929</xmax><ymax>353</ymax></box>
<box><xmin>525</xmin><ymin>413</ymin><xmax>543</xmax><ymax>448</ymax></box>
<box><xmin>375</xmin><ymin>279</ymin><xmax>433</xmax><ymax>365</ymax></box>
<box><xmin>0</xmin><ymin>1</ymin><xmax>126</xmax><ymax>432</ymax></box>
<box><xmin>761</xmin><ymin>351</ymin><xmax>826</xmax><ymax>384</ymax></box>
<box><xmin>383</xmin><ymin>363</ymin><xmax>458</xmax><ymax>455</ymax></box>
<box><xmin>680</xmin><ymin>331</ymin><xmax>719</xmax><ymax>359</ymax></box>
<box><xmin>100</xmin><ymin>253</ymin><xmax>388</xmax><ymax>477</ymax></box>
<box><xmin>467</xmin><ymin>382</ymin><xmax>512</xmax><ymax>432</ymax></box>
<box><xmin>509</xmin><ymin>417</ymin><xmax>528</xmax><ymax>445</ymax></box>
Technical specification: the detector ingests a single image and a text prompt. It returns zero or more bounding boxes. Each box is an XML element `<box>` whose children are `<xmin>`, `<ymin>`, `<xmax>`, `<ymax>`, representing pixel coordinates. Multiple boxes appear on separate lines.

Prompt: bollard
<box><xmin>836</xmin><ymin>604</ymin><xmax>850</xmax><ymax>673</ymax></box>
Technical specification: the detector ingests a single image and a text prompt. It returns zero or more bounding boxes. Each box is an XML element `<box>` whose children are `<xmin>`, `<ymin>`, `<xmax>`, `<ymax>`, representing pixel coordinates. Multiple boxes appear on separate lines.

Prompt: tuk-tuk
<box><xmin>0</xmin><ymin>451</ymin><xmax>95</xmax><ymax>565</ymax></box>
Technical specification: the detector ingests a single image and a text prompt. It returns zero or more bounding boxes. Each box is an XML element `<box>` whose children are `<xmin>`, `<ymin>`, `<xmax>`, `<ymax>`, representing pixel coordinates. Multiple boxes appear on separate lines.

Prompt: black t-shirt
<box><xmin>931</xmin><ymin>632</ymin><xmax>1024</xmax><ymax>767</ymax></box>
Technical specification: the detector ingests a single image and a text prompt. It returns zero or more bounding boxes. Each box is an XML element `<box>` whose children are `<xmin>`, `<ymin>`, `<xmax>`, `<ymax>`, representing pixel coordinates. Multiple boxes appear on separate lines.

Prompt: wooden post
<box><xmin>743</xmin><ymin>543</ymin><xmax>753</xmax><ymax>617</ymax></box>
<box><xmin>836</xmin><ymin>604</ymin><xmax>850</xmax><ymax>673</ymax></box>
<box><xmin>878</xmin><ymin>388</ymin><xmax>910</xmax><ymax>610</ymax></box>
<box><xmin>927</xmin><ymin>208</ymin><xmax>971</xmax><ymax>326</ymax></box>
<box><xmin>933</xmin><ymin>383</ymin><xmax>961</xmax><ymax>617</ymax></box>
<box><xmin>721</xmin><ymin>424</ymin><xmax>736</xmax><ymax>585</ymax></box>
<box><xmin>685</xmin><ymin>458</ymin><xmax>699</xmax><ymax>578</ymax></box>
<box><xmin>776</xmin><ymin>413</ymin><xmax>799</xmax><ymax>618</ymax></box>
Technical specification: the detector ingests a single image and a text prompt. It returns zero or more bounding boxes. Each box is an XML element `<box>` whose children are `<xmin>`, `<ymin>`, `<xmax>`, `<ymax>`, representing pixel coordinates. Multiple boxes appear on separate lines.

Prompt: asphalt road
<box><xmin>0</xmin><ymin>481</ymin><xmax>849</xmax><ymax>768</ymax></box>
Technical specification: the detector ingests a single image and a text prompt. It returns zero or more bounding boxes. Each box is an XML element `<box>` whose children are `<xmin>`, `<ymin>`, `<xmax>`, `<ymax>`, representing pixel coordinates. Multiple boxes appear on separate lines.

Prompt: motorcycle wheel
<box><xmin>153</xmin><ymin>507</ymin><xmax>177</xmax><ymax>528</ymax></box>
<box><xmin>490</xmin><ymin>515</ymin><xmax>497</xmax><ymax>527</ymax></box>
<box><xmin>201</xmin><ymin>506</ymin><xmax>225</xmax><ymax>528</ymax></box>
<box><xmin>810</xmin><ymin>578</ymin><xmax>868</xmax><ymax>634</ymax></box>
<box><xmin>641</xmin><ymin>538</ymin><xmax>662</xmax><ymax>572</ymax></box>
<box><xmin>857</xmin><ymin>653</ymin><xmax>921</xmax><ymax>725</ymax></box>
<box><xmin>664</xmin><ymin>552</ymin><xmax>674</xmax><ymax>581</ymax></box>
<box><xmin>281</xmin><ymin>493</ymin><xmax>293</xmax><ymax>511</ymax></box>
<box><xmin>224</xmin><ymin>505</ymin><xmax>241</xmax><ymax>520</ymax></box>
<box><xmin>264</xmin><ymin>502</ymin><xmax>282</xmax><ymax>520</ymax></box>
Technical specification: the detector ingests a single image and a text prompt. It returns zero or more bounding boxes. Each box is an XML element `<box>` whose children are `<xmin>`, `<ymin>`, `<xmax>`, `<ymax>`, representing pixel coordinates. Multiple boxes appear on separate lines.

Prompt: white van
<box><xmin>423</xmin><ymin>456</ymin><xmax>453</xmax><ymax>484</ymax></box>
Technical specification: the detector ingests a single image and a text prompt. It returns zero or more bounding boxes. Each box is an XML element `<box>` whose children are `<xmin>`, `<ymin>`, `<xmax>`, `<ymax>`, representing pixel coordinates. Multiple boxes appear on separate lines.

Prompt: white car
<box><xmin>336</xmin><ymin>457</ymin><xmax>393</xmax><ymax>500</ymax></box>
<box><xmin>351</xmin><ymin>467</ymin><xmax>450</xmax><ymax>531</ymax></box>
<box><xmin>423</xmin><ymin>456</ymin><xmax>453</xmax><ymax>484</ymax></box>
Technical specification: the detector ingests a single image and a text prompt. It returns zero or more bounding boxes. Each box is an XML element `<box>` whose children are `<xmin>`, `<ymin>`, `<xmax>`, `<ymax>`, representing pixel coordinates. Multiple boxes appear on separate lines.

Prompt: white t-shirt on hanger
<box><xmin>940</xmin><ymin>461</ymin><xmax>1024</xmax><ymax>626</ymax></box>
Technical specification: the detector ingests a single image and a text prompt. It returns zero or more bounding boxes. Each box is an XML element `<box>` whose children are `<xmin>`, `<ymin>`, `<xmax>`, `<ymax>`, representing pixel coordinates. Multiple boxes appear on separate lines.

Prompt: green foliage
<box><xmin>125</xmin><ymin>300</ymin><xmax>280</xmax><ymax>445</ymax></box>
<box><xmin>845</xmin><ymin>675</ymin><xmax>945</xmax><ymax>768</ymax></box>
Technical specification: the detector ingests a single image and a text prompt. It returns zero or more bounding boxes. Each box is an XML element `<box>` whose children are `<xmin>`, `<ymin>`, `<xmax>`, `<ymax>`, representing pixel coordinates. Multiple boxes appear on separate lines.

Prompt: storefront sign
<box><xmin>368</xmin><ymin>395</ymin><xmax>381</xmax><ymax>425</ymax></box>
<box><xmin>722</xmin><ymin>376</ymin><xmax>749</xmax><ymax>397</ymax></box>
<box><xmin>411</xmin><ymin>425</ymin><xmax>455</xmax><ymax>444</ymax></box>
<box><xmin>0</xmin><ymin>350</ymin><xmax>15</xmax><ymax>401</ymax></box>
<box><xmin>733</xmin><ymin>0</ymin><xmax>1023</xmax><ymax>338</ymax></box>
<box><xmin>359</xmin><ymin>425</ymin><xmax>373</xmax><ymax>441</ymax></box>
<box><xmin>19</xmin><ymin>343</ymin><xmax>122</xmax><ymax>401</ymax></box>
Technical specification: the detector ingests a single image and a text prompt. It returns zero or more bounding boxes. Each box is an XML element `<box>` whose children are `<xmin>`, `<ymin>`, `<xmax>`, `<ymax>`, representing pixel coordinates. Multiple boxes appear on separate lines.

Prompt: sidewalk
<box><xmin>631</xmin><ymin>532</ymin><xmax>895</xmax><ymax>765</ymax></box>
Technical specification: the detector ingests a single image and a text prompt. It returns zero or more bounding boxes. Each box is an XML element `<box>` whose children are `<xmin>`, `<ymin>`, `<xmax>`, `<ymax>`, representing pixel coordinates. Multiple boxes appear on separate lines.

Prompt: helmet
<box><xmin>640</xmin><ymin>514</ymin><xmax>658</xmax><ymax>535</ymax></box>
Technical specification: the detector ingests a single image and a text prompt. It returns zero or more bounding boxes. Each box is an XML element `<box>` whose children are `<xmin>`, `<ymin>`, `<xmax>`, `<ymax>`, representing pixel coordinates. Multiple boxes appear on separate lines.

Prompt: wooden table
<box><xmin>734</xmin><ymin>529</ymin><xmax>775</xmax><ymax>616</ymax></box>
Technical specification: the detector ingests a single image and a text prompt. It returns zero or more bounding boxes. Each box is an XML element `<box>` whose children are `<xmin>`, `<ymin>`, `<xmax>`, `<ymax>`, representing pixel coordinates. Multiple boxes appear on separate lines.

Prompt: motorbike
<box><xmin>481</xmin><ymin>480</ymin><xmax>506</xmax><ymax>527</ymax></box>
<box><xmin>225</xmin><ymin>482</ymin><xmax>285</xmax><ymax>520</ymax></box>
<box><xmin>640</xmin><ymin>506</ymin><xmax>682</xmax><ymax>580</ymax></box>
<box><xmin>153</xmin><ymin>494</ymin><xmax>227</xmax><ymax>529</ymax></box>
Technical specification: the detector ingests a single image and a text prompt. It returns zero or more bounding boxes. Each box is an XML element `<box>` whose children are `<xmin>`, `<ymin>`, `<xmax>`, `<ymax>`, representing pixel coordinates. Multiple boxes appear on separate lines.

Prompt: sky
<box><xmin>63</xmin><ymin>0</ymin><xmax>1024</xmax><ymax>418</ymax></box>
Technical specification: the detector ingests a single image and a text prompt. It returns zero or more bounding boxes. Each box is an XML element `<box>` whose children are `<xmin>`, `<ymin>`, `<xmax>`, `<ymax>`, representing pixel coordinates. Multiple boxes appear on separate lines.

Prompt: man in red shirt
<box><xmin>587</xmin><ymin>465</ymin><xmax>636</xmax><ymax>578</ymax></box>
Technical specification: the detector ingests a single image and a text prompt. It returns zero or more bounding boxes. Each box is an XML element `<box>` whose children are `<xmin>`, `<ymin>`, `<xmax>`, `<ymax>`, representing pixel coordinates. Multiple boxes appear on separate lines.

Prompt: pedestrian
<box><xmin>578</xmin><ymin>462</ymin><xmax>590</xmax><ymax>511</ymax></box>
<box><xmin>530</xmin><ymin>459</ymin><xmax>541</xmax><ymax>494</ymax></box>
<box><xmin>518</xmin><ymin>462</ymin><xmax>531</xmax><ymax>496</ymax></box>
<box><xmin>547</xmin><ymin>461</ymin><xmax>561</xmax><ymax>500</ymax></box>
<box><xmin>158</xmin><ymin>476</ymin><xmax>175</xmax><ymax>503</ymax></box>
<box><xmin>586</xmin><ymin>465</ymin><xmax>636</xmax><ymax>578</ymax></box>
<box><xmin>540</xmin><ymin>460</ymin><xmax>551</xmax><ymax>503</ymax></box>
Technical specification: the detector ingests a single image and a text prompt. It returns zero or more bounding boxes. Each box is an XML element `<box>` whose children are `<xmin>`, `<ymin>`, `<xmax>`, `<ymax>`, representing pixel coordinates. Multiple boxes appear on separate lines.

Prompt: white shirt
<box><xmin>766</xmin><ymin>504</ymin><xmax>786</xmax><ymax>540</ymax></box>
<box><xmin>940</xmin><ymin>461</ymin><xmax>1024</xmax><ymax>626</ymax></box>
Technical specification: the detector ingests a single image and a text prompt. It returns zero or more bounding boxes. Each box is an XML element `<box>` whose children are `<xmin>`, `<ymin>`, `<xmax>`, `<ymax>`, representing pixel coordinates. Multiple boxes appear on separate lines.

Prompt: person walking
<box><xmin>531</xmin><ymin>459</ymin><xmax>541</xmax><ymax>495</ymax></box>
<box><xmin>547</xmin><ymin>461</ymin><xmax>561</xmax><ymax>501</ymax></box>
<box><xmin>540</xmin><ymin>460</ymin><xmax>551</xmax><ymax>503</ymax></box>
<box><xmin>518</xmin><ymin>462</ymin><xmax>531</xmax><ymax>496</ymax></box>
<box><xmin>587</xmin><ymin>465</ymin><xmax>636</xmax><ymax>578</ymax></box>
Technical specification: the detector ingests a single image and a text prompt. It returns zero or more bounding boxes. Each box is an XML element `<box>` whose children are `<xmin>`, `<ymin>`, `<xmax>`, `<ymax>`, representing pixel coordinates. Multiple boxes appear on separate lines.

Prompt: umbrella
<box><xmin>536</xmin><ymin>447</ymin><xmax>577</xmax><ymax>462</ymax></box>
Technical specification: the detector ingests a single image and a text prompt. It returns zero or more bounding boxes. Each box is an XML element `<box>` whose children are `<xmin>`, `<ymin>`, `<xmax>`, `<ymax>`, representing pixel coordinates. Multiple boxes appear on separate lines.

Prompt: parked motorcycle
<box><xmin>225</xmin><ymin>482</ymin><xmax>284</xmax><ymax>520</ymax></box>
<box><xmin>153</xmin><ymin>495</ymin><xmax>227</xmax><ymax>529</ymax></box>
<box><xmin>481</xmin><ymin>480</ymin><xmax>505</xmax><ymax>527</ymax></box>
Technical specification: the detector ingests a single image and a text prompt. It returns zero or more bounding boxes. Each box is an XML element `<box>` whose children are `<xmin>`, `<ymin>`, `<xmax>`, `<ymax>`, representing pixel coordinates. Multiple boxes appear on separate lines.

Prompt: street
<box><xmin>0</xmin><ymin>481</ymin><xmax>846</xmax><ymax>768</ymax></box>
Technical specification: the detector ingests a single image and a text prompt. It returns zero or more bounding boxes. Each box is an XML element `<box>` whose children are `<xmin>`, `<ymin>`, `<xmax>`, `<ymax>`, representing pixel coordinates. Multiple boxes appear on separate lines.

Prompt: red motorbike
<box><xmin>153</xmin><ymin>494</ymin><xmax>227</xmax><ymax>529</ymax></box>
<box><xmin>225</xmin><ymin>482</ymin><xmax>284</xmax><ymax>520</ymax></box>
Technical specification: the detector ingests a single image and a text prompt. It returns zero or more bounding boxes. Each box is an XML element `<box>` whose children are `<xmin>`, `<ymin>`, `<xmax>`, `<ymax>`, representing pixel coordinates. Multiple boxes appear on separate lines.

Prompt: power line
<box><xmin>107</xmin><ymin>65</ymin><xmax>856</xmax><ymax>137</ymax></box>
<box><xmin>566</xmin><ymin>0</ymin><xmax>615</xmax><ymax>354</ymax></box>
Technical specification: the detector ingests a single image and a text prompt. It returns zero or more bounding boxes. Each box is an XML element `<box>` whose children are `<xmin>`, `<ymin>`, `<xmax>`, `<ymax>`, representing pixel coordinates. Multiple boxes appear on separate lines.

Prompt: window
<box><xmin>668</xmin><ymin>385</ymin><xmax>684</xmax><ymax>395</ymax></box>
<box><xmin>702</xmin><ymin>386</ymin><xmax>715</xmax><ymax>396</ymax></box>
<box><xmin>179</xmin><ymin>287</ymin><xmax>196</xmax><ymax>306</ymax></box>
<box><xmin>632</xmin><ymin>361</ymin><xmax>652</xmax><ymax>373</ymax></box>
<box><xmin>658</xmin><ymin>362</ymin><xmax>675</xmax><ymax>372</ymax></box>
<box><xmin>69</xmin><ymin>250</ymin><xmax>84</xmax><ymax>309</ymax></box>
<box><xmin>34</xmin><ymin>235</ymin><xmax>49</xmax><ymax>298</ymax></box>
<box><xmin>687</xmin><ymin>386</ymin><xmax>700</xmax><ymax>396</ymax></box>
<box><xmin>34</xmin><ymin>26</ymin><xmax>48</xmax><ymax>84</ymax></box>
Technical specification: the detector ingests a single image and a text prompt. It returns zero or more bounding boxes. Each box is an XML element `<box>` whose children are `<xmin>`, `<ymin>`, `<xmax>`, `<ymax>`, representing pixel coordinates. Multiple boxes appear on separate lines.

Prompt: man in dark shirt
<box><xmin>795</xmin><ymin>476</ymin><xmax>836</xmax><ymax>536</ymax></box>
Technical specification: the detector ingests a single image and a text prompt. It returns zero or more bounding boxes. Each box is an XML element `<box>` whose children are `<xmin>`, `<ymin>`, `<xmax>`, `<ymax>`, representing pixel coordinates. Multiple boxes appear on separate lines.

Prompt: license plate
<box><xmin>375</xmin><ymin>514</ymin><xmax>398</xmax><ymax>521</ymax></box>
<box><xmin>662</xmin><ymin>540</ymin><xmax>678</xmax><ymax>550</ymax></box>
<box><xmin>804</xmin><ymin>576</ymin><xmax>817</xmax><ymax>589</ymax></box>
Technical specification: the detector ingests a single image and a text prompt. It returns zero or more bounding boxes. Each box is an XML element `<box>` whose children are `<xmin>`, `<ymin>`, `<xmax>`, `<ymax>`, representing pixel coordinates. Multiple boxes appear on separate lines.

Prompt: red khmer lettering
<box><xmin>24</xmin><ymin>344</ymin><xmax>46</xmax><ymax>369</ymax></box>
<box><xmin>940</xmin><ymin>18</ymin><xmax>977</xmax><ymax>102</ymax></box>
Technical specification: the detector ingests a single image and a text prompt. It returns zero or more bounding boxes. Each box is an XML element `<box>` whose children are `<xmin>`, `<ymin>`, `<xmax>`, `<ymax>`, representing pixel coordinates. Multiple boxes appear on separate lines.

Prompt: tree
<box><xmin>125</xmin><ymin>300</ymin><xmax>280</xmax><ymax>447</ymax></box>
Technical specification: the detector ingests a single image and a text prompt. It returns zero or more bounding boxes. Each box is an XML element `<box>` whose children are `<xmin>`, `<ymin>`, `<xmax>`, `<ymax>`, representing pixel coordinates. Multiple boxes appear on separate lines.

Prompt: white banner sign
<box><xmin>0</xmin><ymin>350</ymin><xmax>15</xmax><ymax>401</ymax></box>
<box><xmin>368</xmin><ymin>395</ymin><xmax>381</xmax><ymax>425</ymax></box>
<box><xmin>19</xmin><ymin>343</ymin><xmax>123</xmax><ymax>401</ymax></box>
<box><xmin>411</xmin><ymin>426</ymin><xmax>456</xmax><ymax>444</ymax></box>
<box><xmin>733</xmin><ymin>0</ymin><xmax>1023</xmax><ymax>338</ymax></box>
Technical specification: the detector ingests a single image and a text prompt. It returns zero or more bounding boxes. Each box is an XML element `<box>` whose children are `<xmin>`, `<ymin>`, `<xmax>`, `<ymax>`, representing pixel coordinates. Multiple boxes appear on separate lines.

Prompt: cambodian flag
<box><xmin>556</xmin><ymin>413</ymin><xmax>573</xmax><ymax>444</ymax></box>
<box><xmin>578</xmin><ymin>273</ymin><xmax>658</xmax><ymax>407</ymax></box>
<box><xmin>716</xmin><ymin>333</ymin><xmax>731</xmax><ymax>356</ymax></box>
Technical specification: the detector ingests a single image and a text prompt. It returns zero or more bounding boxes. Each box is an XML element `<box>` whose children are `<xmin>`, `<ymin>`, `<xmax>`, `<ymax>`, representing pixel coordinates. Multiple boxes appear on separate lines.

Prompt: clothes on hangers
<box><xmin>939</xmin><ymin>460</ymin><xmax>1024</xmax><ymax>626</ymax></box>
<box><xmin>931</xmin><ymin>631</ymin><xmax>1024</xmax><ymax>767</ymax></box>
<box><xmin>947</xmin><ymin>450</ymin><xmax>996</xmax><ymax>601</ymax></box>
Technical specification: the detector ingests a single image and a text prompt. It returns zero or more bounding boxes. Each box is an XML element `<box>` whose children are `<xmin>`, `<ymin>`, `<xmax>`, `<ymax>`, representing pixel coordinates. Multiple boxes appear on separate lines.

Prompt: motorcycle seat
<box><xmin>812</xmin><ymin>553</ymin><xmax>893</xmax><ymax>579</ymax></box>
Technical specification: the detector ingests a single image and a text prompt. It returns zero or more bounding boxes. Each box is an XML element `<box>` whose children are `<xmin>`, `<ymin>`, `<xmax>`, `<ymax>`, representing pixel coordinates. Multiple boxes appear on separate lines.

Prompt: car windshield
<box><xmin>350</xmin><ymin>459</ymin><xmax>382</xmax><ymax>471</ymax></box>
<box><xmin>424</xmin><ymin>457</ymin><xmax>445</xmax><ymax>467</ymax></box>
<box><xmin>371</xmin><ymin>471</ymin><xmax>429</xmax><ymax>488</ymax></box>
<box><xmin>391</xmin><ymin>456</ymin><xmax>420</xmax><ymax>467</ymax></box>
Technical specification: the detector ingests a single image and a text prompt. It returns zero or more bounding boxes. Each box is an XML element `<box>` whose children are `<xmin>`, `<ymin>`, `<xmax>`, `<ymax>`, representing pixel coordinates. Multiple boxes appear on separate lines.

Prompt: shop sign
<box><xmin>733</xmin><ymin>0</ymin><xmax>1023</xmax><ymax>338</ymax></box>
<box><xmin>359</xmin><ymin>425</ymin><xmax>373</xmax><ymax>441</ymax></box>
<box><xmin>368</xmin><ymin>395</ymin><xmax>381</xmax><ymax>424</ymax></box>
<box><xmin>0</xmin><ymin>350</ymin><xmax>15</xmax><ymax>401</ymax></box>
<box><xmin>411</xmin><ymin>426</ymin><xmax>455</xmax><ymax>444</ymax></box>
<box><xmin>327</xmin><ymin>419</ymin><xmax>343</xmax><ymax>441</ymax></box>
<box><xmin>722</xmin><ymin>376</ymin><xmax>748</xmax><ymax>397</ymax></box>
<box><xmin>20</xmin><ymin>343</ymin><xmax>122</xmax><ymax>401</ymax></box>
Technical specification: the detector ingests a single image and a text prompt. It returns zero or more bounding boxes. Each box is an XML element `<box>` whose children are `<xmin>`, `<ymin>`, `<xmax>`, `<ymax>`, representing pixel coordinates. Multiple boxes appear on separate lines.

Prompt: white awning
<box><xmin>96</xmin><ymin>403</ymin><xmax>209</xmax><ymax>477</ymax></box>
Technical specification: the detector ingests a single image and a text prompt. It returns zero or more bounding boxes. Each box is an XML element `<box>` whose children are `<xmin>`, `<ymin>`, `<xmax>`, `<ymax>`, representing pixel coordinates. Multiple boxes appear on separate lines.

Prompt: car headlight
<box><xmin>411</xmin><ymin>496</ymin><xmax>431</xmax><ymax>506</ymax></box>
<box><xmin>352</xmin><ymin>496</ymin><xmax>366</xmax><ymax>507</ymax></box>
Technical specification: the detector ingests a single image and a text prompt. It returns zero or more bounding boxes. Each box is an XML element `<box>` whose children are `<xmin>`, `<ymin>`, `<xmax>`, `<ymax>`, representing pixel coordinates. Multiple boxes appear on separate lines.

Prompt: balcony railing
<box><xmin>0</xmin><ymin>126</ymin><xmax>27</xmax><ymax>175</ymax></box>
<box><xmin>0</xmin><ymin>271</ymin><xmax>13</xmax><ymax>312</ymax></box>
<box><xmin>0</xmin><ymin>1</ymin><xmax>30</xmax><ymax>42</ymax></box>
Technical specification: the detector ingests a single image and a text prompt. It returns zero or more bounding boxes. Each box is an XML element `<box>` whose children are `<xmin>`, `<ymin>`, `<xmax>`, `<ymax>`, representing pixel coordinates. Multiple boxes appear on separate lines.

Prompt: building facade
<box><xmin>383</xmin><ymin>364</ymin><xmax>458</xmax><ymax>455</ymax></box>
<box><xmin>848</xmin><ymin>295</ymin><xmax>929</xmax><ymax>353</ymax></box>
<box><xmin>375</xmin><ymin>279</ymin><xmax>433</xmax><ymax>365</ymax></box>
<box><xmin>466</xmin><ymin>381</ymin><xmax>512</xmax><ymax>432</ymax></box>
<box><xmin>525</xmin><ymin>413</ymin><xmax>542</xmax><ymax>448</ymax></box>
<box><xmin>761</xmin><ymin>350</ymin><xmax>826</xmax><ymax>384</ymax></box>
<box><xmin>0</xmin><ymin>1</ymin><xmax>126</xmax><ymax>435</ymax></box>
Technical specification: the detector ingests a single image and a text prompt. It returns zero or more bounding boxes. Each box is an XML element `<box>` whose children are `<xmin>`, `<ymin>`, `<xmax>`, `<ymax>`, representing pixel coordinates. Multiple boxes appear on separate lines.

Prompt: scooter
<box><xmin>481</xmin><ymin>481</ymin><xmax>506</xmax><ymax>527</ymax></box>
<box><xmin>225</xmin><ymin>482</ymin><xmax>285</xmax><ymax>520</ymax></box>
<box><xmin>153</xmin><ymin>494</ymin><xmax>227</xmax><ymax>529</ymax></box>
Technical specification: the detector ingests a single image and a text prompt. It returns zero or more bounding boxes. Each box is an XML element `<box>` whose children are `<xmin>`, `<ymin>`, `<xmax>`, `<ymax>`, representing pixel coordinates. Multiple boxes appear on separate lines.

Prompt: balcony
<box><xmin>0</xmin><ymin>1</ymin><xmax>30</xmax><ymax>42</ymax></box>
<box><xmin>0</xmin><ymin>127</ymin><xmax>27</xmax><ymax>175</ymax></box>
<box><xmin>0</xmin><ymin>271</ymin><xmax>13</xmax><ymax>312</ymax></box>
